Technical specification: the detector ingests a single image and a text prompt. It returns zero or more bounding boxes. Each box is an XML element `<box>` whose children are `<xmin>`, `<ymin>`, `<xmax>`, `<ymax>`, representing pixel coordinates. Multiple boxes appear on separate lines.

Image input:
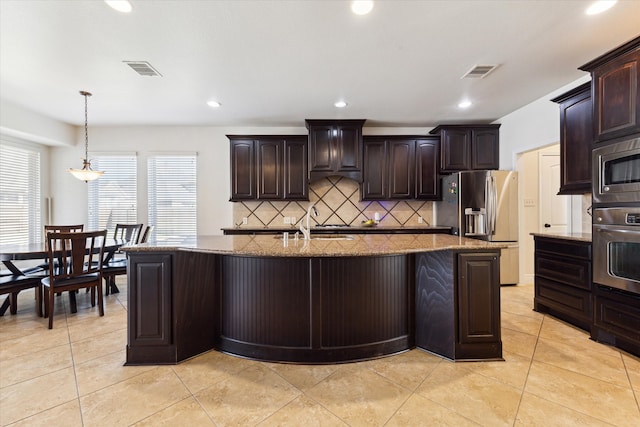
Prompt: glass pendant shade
<box><xmin>68</xmin><ymin>90</ymin><xmax>103</xmax><ymax>182</ymax></box>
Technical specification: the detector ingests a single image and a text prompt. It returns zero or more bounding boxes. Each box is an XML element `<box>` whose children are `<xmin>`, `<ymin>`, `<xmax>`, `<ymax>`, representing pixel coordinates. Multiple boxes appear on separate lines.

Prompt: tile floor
<box><xmin>1</xmin><ymin>279</ymin><xmax>639</xmax><ymax>426</ymax></box>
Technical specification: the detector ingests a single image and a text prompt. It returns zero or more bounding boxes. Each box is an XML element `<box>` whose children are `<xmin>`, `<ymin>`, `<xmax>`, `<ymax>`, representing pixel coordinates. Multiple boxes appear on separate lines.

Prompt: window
<box><xmin>88</xmin><ymin>155</ymin><xmax>137</xmax><ymax>234</ymax></box>
<box><xmin>148</xmin><ymin>154</ymin><xmax>197</xmax><ymax>243</ymax></box>
<box><xmin>0</xmin><ymin>141</ymin><xmax>41</xmax><ymax>244</ymax></box>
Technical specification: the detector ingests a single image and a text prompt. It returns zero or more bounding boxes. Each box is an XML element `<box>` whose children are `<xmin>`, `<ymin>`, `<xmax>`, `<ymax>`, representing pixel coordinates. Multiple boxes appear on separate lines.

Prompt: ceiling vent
<box><xmin>461</xmin><ymin>64</ymin><xmax>498</xmax><ymax>79</ymax></box>
<box><xmin>123</xmin><ymin>61</ymin><xmax>162</xmax><ymax>77</ymax></box>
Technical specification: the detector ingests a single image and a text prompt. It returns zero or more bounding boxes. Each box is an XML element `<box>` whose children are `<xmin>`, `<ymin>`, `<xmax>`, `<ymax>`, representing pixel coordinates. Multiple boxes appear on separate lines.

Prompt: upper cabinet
<box><xmin>229</xmin><ymin>135</ymin><xmax>308</xmax><ymax>201</ymax></box>
<box><xmin>306</xmin><ymin>119</ymin><xmax>365</xmax><ymax>182</ymax></box>
<box><xmin>551</xmin><ymin>82</ymin><xmax>593</xmax><ymax>194</ymax></box>
<box><xmin>429</xmin><ymin>124</ymin><xmax>500</xmax><ymax>172</ymax></box>
<box><xmin>579</xmin><ymin>36</ymin><xmax>640</xmax><ymax>143</ymax></box>
<box><xmin>361</xmin><ymin>136</ymin><xmax>440</xmax><ymax>201</ymax></box>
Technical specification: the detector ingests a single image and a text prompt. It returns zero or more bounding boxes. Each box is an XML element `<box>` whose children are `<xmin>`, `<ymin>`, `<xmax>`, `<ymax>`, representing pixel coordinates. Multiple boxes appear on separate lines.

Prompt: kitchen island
<box><xmin>124</xmin><ymin>234</ymin><xmax>503</xmax><ymax>365</ymax></box>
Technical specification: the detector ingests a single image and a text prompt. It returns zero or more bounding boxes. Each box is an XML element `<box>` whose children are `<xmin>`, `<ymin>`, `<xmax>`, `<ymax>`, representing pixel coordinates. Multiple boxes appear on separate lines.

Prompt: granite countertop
<box><xmin>530</xmin><ymin>232</ymin><xmax>592</xmax><ymax>243</ymax></box>
<box><xmin>221</xmin><ymin>225</ymin><xmax>451</xmax><ymax>232</ymax></box>
<box><xmin>125</xmin><ymin>233</ymin><xmax>506</xmax><ymax>257</ymax></box>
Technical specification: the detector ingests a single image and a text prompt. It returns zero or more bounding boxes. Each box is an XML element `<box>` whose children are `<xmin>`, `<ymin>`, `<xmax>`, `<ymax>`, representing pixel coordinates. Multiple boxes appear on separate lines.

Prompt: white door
<box><xmin>539</xmin><ymin>153</ymin><xmax>568</xmax><ymax>234</ymax></box>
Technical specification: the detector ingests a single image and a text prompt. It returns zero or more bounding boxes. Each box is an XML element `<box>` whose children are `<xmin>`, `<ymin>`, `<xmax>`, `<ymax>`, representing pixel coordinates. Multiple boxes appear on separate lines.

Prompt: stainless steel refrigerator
<box><xmin>435</xmin><ymin>170</ymin><xmax>519</xmax><ymax>285</ymax></box>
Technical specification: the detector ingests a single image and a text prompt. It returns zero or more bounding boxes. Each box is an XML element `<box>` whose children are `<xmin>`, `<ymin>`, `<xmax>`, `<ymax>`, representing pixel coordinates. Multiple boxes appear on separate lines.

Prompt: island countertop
<box><xmin>124</xmin><ymin>233</ymin><xmax>506</xmax><ymax>257</ymax></box>
<box><xmin>530</xmin><ymin>232</ymin><xmax>592</xmax><ymax>243</ymax></box>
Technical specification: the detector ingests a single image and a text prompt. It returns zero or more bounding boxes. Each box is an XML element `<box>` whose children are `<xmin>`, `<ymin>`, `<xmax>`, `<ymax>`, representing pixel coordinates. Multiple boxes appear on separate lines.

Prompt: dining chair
<box><xmin>102</xmin><ymin>223</ymin><xmax>143</xmax><ymax>295</ymax></box>
<box><xmin>39</xmin><ymin>224</ymin><xmax>85</xmax><ymax>271</ymax></box>
<box><xmin>41</xmin><ymin>230</ymin><xmax>107</xmax><ymax>329</ymax></box>
<box><xmin>0</xmin><ymin>274</ymin><xmax>43</xmax><ymax>317</ymax></box>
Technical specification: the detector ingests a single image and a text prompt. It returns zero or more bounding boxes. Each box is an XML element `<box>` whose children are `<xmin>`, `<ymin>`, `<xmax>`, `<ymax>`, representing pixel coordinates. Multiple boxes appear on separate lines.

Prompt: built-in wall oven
<box><xmin>592</xmin><ymin>137</ymin><xmax>640</xmax><ymax>204</ymax></box>
<box><xmin>593</xmin><ymin>207</ymin><xmax>640</xmax><ymax>295</ymax></box>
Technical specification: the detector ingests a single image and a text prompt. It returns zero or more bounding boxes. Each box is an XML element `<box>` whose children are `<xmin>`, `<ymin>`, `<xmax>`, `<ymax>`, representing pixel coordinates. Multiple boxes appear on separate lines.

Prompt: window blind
<box><xmin>0</xmin><ymin>143</ymin><xmax>41</xmax><ymax>244</ymax></box>
<box><xmin>88</xmin><ymin>155</ymin><xmax>137</xmax><ymax>234</ymax></box>
<box><xmin>148</xmin><ymin>154</ymin><xmax>197</xmax><ymax>243</ymax></box>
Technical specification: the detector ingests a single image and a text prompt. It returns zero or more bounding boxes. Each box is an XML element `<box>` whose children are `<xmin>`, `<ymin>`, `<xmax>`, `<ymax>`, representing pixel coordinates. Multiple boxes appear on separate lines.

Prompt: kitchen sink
<box><xmin>311</xmin><ymin>234</ymin><xmax>355</xmax><ymax>241</ymax></box>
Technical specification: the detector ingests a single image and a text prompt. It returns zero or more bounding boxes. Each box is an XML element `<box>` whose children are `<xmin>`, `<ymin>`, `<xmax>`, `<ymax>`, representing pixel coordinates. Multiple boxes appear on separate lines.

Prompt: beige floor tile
<box><xmin>305</xmin><ymin>365</ymin><xmax>411</xmax><ymax>426</ymax></box>
<box><xmin>361</xmin><ymin>349</ymin><xmax>442</xmax><ymax>391</ymax></box>
<box><xmin>266</xmin><ymin>361</ymin><xmax>340</xmax><ymax>391</ymax></box>
<box><xmin>415</xmin><ymin>362</ymin><xmax>521</xmax><ymax>426</ymax></box>
<box><xmin>74</xmin><ymin>349</ymin><xmax>155</xmax><ymax>396</ymax></box>
<box><xmin>258</xmin><ymin>394</ymin><xmax>347</xmax><ymax>426</ymax></box>
<box><xmin>461</xmin><ymin>350</ymin><xmax>531</xmax><ymax>390</ymax></box>
<box><xmin>0</xmin><ymin>343</ymin><xmax>72</xmax><ymax>388</ymax></box>
<box><xmin>502</xmin><ymin>311</ymin><xmax>543</xmax><ymax>336</ymax></box>
<box><xmin>515</xmin><ymin>392</ymin><xmax>613</xmax><ymax>426</ymax></box>
<box><xmin>7</xmin><ymin>399</ymin><xmax>83</xmax><ymax>427</ymax></box>
<box><xmin>79</xmin><ymin>367</ymin><xmax>189</xmax><ymax>426</ymax></box>
<box><xmin>538</xmin><ymin>317</ymin><xmax>615</xmax><ymax>355</ymax></box>
<box><xmin>534</xmin><ymin>337</ymin><xmax>630</xmax><ymax>387</ymax></box>
<box><xmin>500</xmin><ymin>327</ymin><xmax>538</xmax><ymax>359</ymax></box>
<box><xmin>622</xmin><ymin>352</ymin><xmax>640</xmax><ymax>393</ymax></box>
<box><xmin>67</xmin><ymin>309</ymin><xmax>127</xmax><ymax>343</ymax></box>
<box><xmin>0</xmin><ymin>366</ymin><xmax>77</xmax><ymax>425</ymax></box>
<box><xmin>70</xmin><ymin>328</ymin><xmax>126</xmax><ymax>365</ymax></box>
<box><xmin>172</xmin><ymin>349</ymin><xmax>257</xmax><ymax>394</ymax></box>
<box><xmin>195</xmin><ymin>363</ymin><xmax>301</xmax><ymax>425</ymax></box>
<box><xmin>0</xmin><ymin>325</ymin><xmax>69</xmax><ymax>361</ymax></box>
<box><xmin>525</xmin><ymin>361</ymin><xmax>640</xmax><ymax>426</ymax></box>
<box><xmin>132</xmin><ymin>396</ymin><xmax>215</xmax><ymax>426</ymax></box>
<box><xmin>386</xmin><ymin>393</ymin><xmax>481</xmax><ymax>426</ymax></box>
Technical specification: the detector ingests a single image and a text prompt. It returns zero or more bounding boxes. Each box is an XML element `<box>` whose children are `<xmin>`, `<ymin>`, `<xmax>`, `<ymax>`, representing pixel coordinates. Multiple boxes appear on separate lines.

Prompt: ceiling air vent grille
<box><xmin>123</xmin><ymin>61</ymin><xmax>162</xmax><ymax>77</ymax></box>
<box><xmin>461</xmin><ymin>64</ymin><xmax>498</xmax><ymax>79</ymax></box>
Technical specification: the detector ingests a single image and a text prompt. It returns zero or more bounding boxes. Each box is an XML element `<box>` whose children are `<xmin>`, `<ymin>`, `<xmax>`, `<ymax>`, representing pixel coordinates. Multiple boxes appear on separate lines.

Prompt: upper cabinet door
<box><xmin>388</xmin><ymin>139</ymin><xmax>415</xmax><ymax>199</ymax></box>
<box><xmin>361</xmin><ymin>138</ymin><xmax>387</xmax><ymax>200</ymax></box>
<box><xmin>308</xmin><ymin>125</ymin><xmax>334</xmax><ymax>173</ymax></box>
<box><xmin>283</xmin><ymin>137</ymin><xmax>309</xmax><ymax>200</ymax></box>
<box><xmin>229</xmin><ymin>138</ymin><xmax>256</xmax><ymax>201</ymax></box>
<box><xmin>471</xmin><ymin>128</ymin><xmax>500</xmax><ymax>170</ymax></box>
<box><xmin>580</xmin><ymin>36</ymin><xmax>640</xmax><ymax>143</ymax></box>
<box><xmin>440</xmin><ymin>128</ymin><xmax>471</xmax><ymax>172</ymax></box>
<box><xmin>335</xmin><ymin>125</ymin><xmax>362</xmax><ymax>173</ymax></box>
<box><xmin>415</xmin><ymin>137</ymin><xmax>440</xmax><ymax>200</ymax></box>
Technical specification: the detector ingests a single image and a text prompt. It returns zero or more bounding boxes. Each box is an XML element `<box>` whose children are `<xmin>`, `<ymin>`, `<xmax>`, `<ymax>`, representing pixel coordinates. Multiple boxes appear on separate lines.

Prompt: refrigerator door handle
<box><xmin>484</xmin><ymin>176</ymin><xmax>491</xmax><ymax>235</ymax></box>
<box><xmin>487</xmin><ymin>175</ymin><xmax>497</xmax><ymax>235</ymax></box>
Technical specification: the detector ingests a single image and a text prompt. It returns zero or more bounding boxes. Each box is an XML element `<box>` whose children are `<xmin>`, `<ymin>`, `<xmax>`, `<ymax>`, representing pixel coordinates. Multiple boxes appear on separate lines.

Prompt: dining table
<box><xmin>0</xmin><ymin>239</ymin><xmax>125</xmax><ymax>315</ymax></box>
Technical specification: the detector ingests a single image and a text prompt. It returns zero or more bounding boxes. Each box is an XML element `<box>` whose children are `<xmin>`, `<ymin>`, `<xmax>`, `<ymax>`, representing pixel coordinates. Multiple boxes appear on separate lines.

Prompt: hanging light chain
<box><xmin>80</xmin><ymin>90</ymin><xmax>92</xmax><ymax>162</ymax></box>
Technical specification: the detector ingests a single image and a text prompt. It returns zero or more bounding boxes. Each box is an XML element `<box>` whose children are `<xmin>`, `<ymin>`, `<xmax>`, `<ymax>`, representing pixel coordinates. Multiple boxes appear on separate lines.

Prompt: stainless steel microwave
<box><xmin>592</xmin><ymin>137</ymin><xmax>640</xmax><ymax>204</ymax></box>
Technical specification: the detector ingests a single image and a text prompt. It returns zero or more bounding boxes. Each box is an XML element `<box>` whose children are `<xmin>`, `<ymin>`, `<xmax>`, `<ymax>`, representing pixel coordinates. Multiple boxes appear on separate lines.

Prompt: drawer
<box><xmin>594</xmin><ymin>292</ymin><xmax>640</xmax><ymax>344</ymax></box>
<box><xmin>535</xmin><ymin>276</ymin><xmax>592</xmax><ymax>324</ymax></box>
<box><xmin>534</xmin><ymin>237</ymin><xmax>591</xmax><ymax>260</ymax></box>
<box><xmin>535</xmin><ymin>254</ymin><xmax>591</xmax><ymax>290</ymax></box>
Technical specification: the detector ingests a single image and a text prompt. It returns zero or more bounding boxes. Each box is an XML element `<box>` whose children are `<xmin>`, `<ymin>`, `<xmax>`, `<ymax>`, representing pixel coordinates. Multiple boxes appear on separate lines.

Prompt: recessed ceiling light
<box><xmin>585</xmin><ymin>0</ymin><xmax>617</xmax><ymax>15</ymax></box>
<box><xmin>458</xmin><ymin>100</ymin><xmax>472</xmax><ymax>109</ymax></box>
<box><xmin>334</xmin><ymin>101</ymin><xmax>348</xmax><ymax>108</ymax></box>
<box><xmin>207</xmin><ymin>100</ymin><xmax>221</xmax><ymax>108</ymax></box>
<box><xmin>105</xmin><ymin>1</ymin><xmax>132</xmax><ymax>13</ymax></box>
<box><xmin>351</xmin><ymin>1</ymin><xmax>374</xmax><ymax>15</ymax></box>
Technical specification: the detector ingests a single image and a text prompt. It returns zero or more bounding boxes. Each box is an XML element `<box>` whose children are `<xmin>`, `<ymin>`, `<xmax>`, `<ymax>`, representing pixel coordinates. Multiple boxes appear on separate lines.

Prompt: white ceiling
<box><xmin>1</xmin><ymin>0</ymin><xmax>639</xmax><ymax>128</ymax></box>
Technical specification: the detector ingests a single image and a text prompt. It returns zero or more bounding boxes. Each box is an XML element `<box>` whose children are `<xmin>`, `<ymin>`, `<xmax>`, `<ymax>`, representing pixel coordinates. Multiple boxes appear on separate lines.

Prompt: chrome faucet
<box><xmin>300</xmin><ymin>203</ymin><xmax>319</xmax><ymax>240</ymax></box>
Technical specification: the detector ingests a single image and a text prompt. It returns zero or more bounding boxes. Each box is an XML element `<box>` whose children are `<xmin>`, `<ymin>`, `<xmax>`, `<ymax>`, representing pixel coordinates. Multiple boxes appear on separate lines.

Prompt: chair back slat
<box><xmin>113</xmin><ymin>224</ymin><xmax>143</xmax><ymax>244</ymax></box>
<box><xmin>46</xmin><ymin>230</ymin><xmax>107</xmax><ymax>279</ymax></box>
<box><xmin>44</xmin><ymin>225</ymin><xmax>84</xmax><ymax>250</ymax></box>
<box><xmin>141</xmin><ymin>225</ymin><xmax>154</xmax><ymax>243</ymax></box>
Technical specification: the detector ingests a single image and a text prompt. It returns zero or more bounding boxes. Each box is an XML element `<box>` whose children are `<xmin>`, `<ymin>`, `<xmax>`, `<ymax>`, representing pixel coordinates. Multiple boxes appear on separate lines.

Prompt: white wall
<box><xmin>0</xmin><ymin>99</ymin><xmax>75</xmax><ymax>146</ymax></box>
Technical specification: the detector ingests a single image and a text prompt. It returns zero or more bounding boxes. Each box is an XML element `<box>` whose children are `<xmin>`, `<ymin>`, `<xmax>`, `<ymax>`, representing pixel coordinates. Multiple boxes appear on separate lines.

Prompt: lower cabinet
<box><xmin>415</xmin><ymin>250</ymin><xmax>502</xmax><ymax>361</ymax></box>
<box><xmin>533</xmin><ymin>236</ymin><xmax>592</xmax><ymax>331</ymax></box>
<box><xmin>592</xmin><ymin>285</ymin><xmax>640</xmax><ymax>356</ymax></box>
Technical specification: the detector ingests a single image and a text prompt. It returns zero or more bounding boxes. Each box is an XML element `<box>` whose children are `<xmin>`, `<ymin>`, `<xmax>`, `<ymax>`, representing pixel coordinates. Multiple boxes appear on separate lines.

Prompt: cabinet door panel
<box><xmin>415</xmin><ymin>138</ymin><xmax>440</xmax><ymax>199</ymax></box>
<box><xmin>308</xmin><ymin>126</ymin><xmax>334</xmax><ymax>172</ymax></box>
<box><xmin>336</xmin><ymin>126</ymin><xmax>361</xmax><ymax>172</ymax></box>
<box><xmin>283</xmin><ymin>138</ymin><xmax>309</xmax><ymax>200</ymax></box>
<box><xmin>361</xmin><ymin>139</ymin><xmax>387</xmax><ymax>200</ymax></box>
<box><xmin>256</xmin><ymin>140</ymin><xmax>282</xmax><ymax>199</ymax></box>
<box><xmin>471</xmin><ymin>129</ymin><xmax>499</xmax><ymax>170</ymax></box>
<box><xmin>559</xmin><ymin>88</ymin><xmax>592</xmax><ymax>194</ymax></box>
<box><xmin>230</xmin><ymin>139</ymin><xmax>255</xmax><ymax>200</ymax></box>
<box><xmin>388</xmin><ymin>139</ymin><xmax>414</xmax><ymax>199</ymax></box>
<box><xmin>593</xmin><ymin>48</ymin><xmax>640</xmax><ymax>141</ymax></box>
<box><xmin>441</xmin><ymin>129</ymin><xmax>470</xmax><ymax>172</ymax></box>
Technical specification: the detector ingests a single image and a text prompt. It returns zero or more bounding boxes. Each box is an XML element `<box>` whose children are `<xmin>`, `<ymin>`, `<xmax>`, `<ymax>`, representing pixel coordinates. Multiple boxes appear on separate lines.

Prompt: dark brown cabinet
<box><xmin>361</xmin><ymin>136</ymin><xmax>439</xmax><ymax>200</ymax></box>
<box><xmin>229</xmin><ymin>135</ymin><xmax>308</xmax><ymax>201</ymax></box>
<box><xmin>592</xmin><ymin>285</ymin><xmax>640</xmax><ymax>357</ymax></box>
<box><xmin>580</xmin><ymin>36</ymin><xmax>640</xmax><ymax>143</ymax></box>
<box><xmin>533</xmin><ymin>236</ymin><xmax>592</xmax><ymax>331</ymax></box>
<box><xmin>429</xmin><ymin>124</ymin><xmax>500</xmax><ymax>172</ymax></box>
<box><xmin>306</xmin><ymin>119</ymin><xmax>365</xmax><ymax>182</ymax></box>
<box><xmin>551</xmin><ymin>82</ymin><xmax>593</xmax><ymax>194</ymax></box>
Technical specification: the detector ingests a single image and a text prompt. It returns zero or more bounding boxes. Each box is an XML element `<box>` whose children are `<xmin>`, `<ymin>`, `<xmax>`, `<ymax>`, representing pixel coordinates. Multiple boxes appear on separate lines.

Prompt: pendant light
<box><xmin>68</xmin><ymin>90</ymin><xmax>104</xmax><ymax>182</ymax></box>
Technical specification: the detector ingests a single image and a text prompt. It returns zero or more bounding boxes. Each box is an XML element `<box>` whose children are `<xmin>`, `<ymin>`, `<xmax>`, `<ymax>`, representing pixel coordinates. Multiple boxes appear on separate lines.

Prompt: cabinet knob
<box><xmin>544</xmin><ymin>223</ymin><xmax>551</xmax><ymax>228</ymax></box>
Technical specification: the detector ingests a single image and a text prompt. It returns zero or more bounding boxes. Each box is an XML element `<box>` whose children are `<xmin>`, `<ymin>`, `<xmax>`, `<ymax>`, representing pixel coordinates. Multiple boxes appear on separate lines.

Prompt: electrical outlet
<box><xmin>418</xmin><ymin>216</ymin><xmax>423</xmax><ymax>224</ymax></box>
<box><xmin>283</xmin><ymin>217</ymin><xmax>291</xmax><ymax>224</ymax></box>
<box><xmin>524</xmin><ymin>198</ymin><xmax>535</xmax><ymax>207</ymax></box>
<box><xmin>242</xmin><ymin>217</ymin><xmax>248</xmax><ymax>225</ymax></box>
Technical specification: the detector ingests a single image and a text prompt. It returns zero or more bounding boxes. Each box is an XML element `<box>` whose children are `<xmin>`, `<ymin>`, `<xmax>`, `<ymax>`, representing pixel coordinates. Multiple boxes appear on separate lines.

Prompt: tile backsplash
<box><xmin>233</xmin><ymin>177</ymin><xmax>433</xmax><ymax>228</ymax></box>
